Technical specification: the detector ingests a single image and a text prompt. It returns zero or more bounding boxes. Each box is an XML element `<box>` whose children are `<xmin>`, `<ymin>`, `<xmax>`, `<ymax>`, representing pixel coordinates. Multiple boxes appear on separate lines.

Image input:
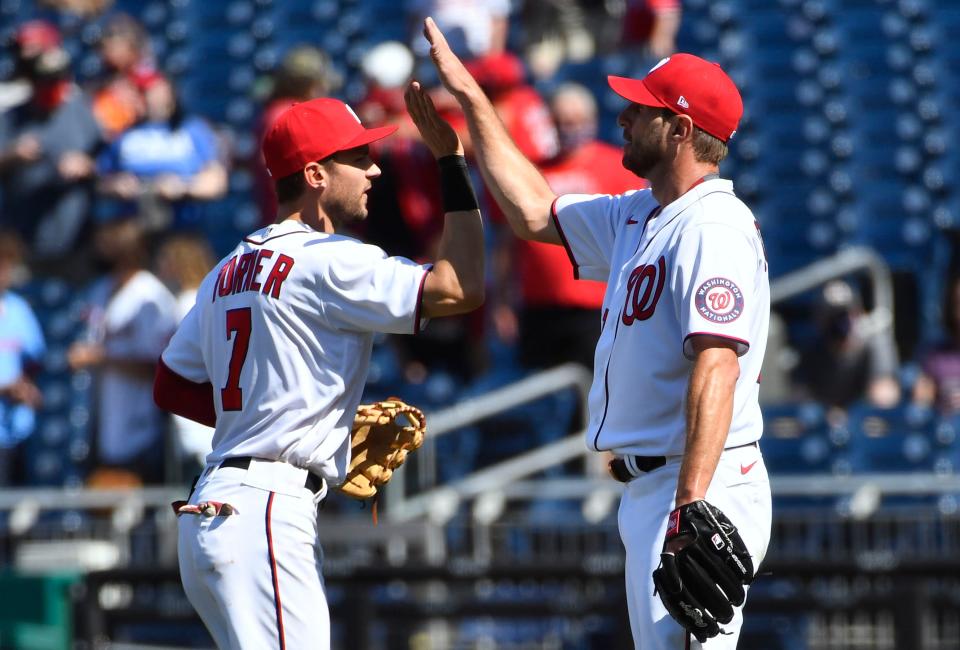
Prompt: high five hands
<box><xmin>403</xmin><ymin>79</ymin><xmax>463</xmax><ymax>159</ymax></box>
<box><xmin>421</xmin><ymin>17</ymin><xmax>479</xmax><ymax>100</ymax></box>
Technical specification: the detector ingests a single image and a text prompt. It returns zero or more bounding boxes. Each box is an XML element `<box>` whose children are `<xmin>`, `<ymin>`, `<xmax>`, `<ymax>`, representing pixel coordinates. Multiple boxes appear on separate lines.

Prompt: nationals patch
<box><xmin>695</xmin><ymin>277</ymin><xmax>744</xmax><ymax>323</ymax></box>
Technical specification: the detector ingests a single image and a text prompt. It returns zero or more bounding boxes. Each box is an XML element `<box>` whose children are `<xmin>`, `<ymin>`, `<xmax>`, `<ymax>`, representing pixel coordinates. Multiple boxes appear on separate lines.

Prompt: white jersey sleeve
<box><xmin>551</xmin><ymin>193</ymin><xmax>625</xmax><ymax>281</ymax></box>
<box><xmin>320</xmin><ymin>242</ymin><xmax>429</xmax><ymax>334</ymax></box>
<box><xmin>161</xmin><ymin>302</ymin><xmax>209</xmax><ymax>383</ymax></box>
<box><xmin>673</xmin><ymin>221</ymin><xmax>764</xmax><ymax>359</ymax></box>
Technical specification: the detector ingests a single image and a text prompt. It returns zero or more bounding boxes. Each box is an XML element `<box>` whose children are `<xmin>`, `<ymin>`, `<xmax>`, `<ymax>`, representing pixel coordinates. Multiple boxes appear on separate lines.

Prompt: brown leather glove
<box><xmin>338</xmin><ymin>399</ymin><xmax>426</xmax><ymax>500</ymax></box>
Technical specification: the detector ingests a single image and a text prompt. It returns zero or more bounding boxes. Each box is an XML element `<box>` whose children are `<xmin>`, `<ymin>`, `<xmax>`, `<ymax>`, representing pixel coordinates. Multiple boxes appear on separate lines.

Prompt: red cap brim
<box><xmin>607</xmin><ymin>75</ymin><xmax>666</xmax><ymax>109</ymax></box>
<box><xmin>338</xmin><ymin>124</ymin><xmax>398</xmax><ymax>153</ymax></box>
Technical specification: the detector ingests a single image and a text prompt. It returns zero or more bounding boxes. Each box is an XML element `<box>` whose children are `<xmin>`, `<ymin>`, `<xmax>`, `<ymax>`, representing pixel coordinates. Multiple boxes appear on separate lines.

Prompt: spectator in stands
<box><xmin>358</xmin><ymin>43</ymin><xmax>490</xmax><ymax>382</ymax></box>
<box><xmin>408</xmin><ymin>0</ymin><xmax>509</xmax><ymax>59</ymax></box>
<box><xmin>253</xmin><ymin>46</ymin><xmax>342</xmax><ymax>225</ymax></box>
<box><xmin>67</xmin><ymin>217</ymin><xmax>178</xmax><ymax>485</ymax></box>
<box><xmin>758</xmin><ymin>312</ymin><xmax>797</xmax><ymax>405</ymax></box>
<box><xmin>155</xmin><ymin>233</ymin><xmax>216</xmax><ymax>476</ymax></box>
<box><xmin>359</xmin><ymin>41</ymin><xmax>442</xmax><ymax>258</ymax></box>
<box><xmin>357</xmin><ymin>41</ymin><xmax>417</xmax><ymax>137</ymax></box>
<box><xmin>382</xmin><ymin>52</ymin><xmax>557</xmax><ymax>380</ymax></box>
<box><xmin>493</xmin><ymin>83</ymin><xmax>641</xmax><ymax>370</ymax></box>
<box><xmin>913</xmin><ymin>276</ymin><xmax>960</xmax><ymax>415</ymax></box>
<box><xmin>621</xmin><ymin>0</ymin><xmax>682</xmax><ymax>60</ymax></box>
<box><xmin>793</xmin><ymin>280</ymin><xmax>901</xmax><ymax>409</ymax></box>
<box><xmin>39</xmin><ymin>0</ymin><xmax>114</xmax><ymax>18</ymax></box>
<box><xmin>456</xmin><ymin>51</ymin><xmax>559</xmax><ymax>164</ymax></box>
<box><xmin>0</xmin><ymin>232</ymin><xmax>45</xmax><ymax>485</ymax></box>
<box><xmin>0</xmin><ymin>45</ymin><xmax>101</xmax><ymax>271</ymax></box>
<box><xmin>96</xmin><ymin>74</ymin><xmax>227</xmax><ymax>232</ymax></box>
<box><xmin>0</xmin><ymin>20</ymin><xmax>61</xmax><ymax>113</ymax></box>
<box><xmin>520</xmin><ymin>0</ymin><xmax>596</xmax><ymax>80</ymax></box>
<box><xmin>90</xmin><ymin>13</ymin><xmax>157</xmax><ymax>141</ymax></box>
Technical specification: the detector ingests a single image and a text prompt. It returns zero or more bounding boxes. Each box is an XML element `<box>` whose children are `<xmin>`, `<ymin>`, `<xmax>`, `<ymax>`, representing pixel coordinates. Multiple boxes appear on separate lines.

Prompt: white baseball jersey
<box><xmin>553</xmin><ymin>177</ymin><xmax>769</xmax><ymax>456</ymax></box>
<box><xmin>87</xmin><ymin>270</ymin><xmax>178</xmax><ymax>464</ymax></box>
<box><xmin>160</xmin><ymin>219</ymin><xmax>430</xmax><ymax>484</ymax></box>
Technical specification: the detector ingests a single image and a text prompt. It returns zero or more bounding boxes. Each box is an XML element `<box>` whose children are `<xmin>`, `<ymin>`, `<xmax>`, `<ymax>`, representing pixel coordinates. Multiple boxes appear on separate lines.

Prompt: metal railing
<box><xmin>0</xmin><ymin>248</ymin><xmax>911</xmax><ymax>543</ymax></box>
<box><xmin>386</xmin><ymin>246</ymin><xmax>903</xmax><ymax>522</ymax></box>
<box><xmin>769</xmin><ymin>246</ymin><xmax>898</xmax><ymax>364</ymax></box>
<box><xmin>383</xmin><ymin>362</ymin><xmax>594</xmax><ymax>521</ymax></box>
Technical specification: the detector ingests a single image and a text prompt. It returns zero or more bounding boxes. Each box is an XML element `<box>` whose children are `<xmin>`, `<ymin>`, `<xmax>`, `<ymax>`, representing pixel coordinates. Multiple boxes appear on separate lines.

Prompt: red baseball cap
<box><xmin>262</xmin><ymin>98</ymin><xmax>397</xmax><ymax>179</ymax></box>
<box><xmin>465</xmin><ymin>52</ymin><xmax>525</xmax><ymax>92</ymax></box>
<box><xmin>14</xmin><ymin>21</ymin><xmax>61</xmax><ymax>55</ymax></box>
<box><xmin>608</xmin><ymin>54</ymin><xmax>743</xmax><ymax>142</ymax></box>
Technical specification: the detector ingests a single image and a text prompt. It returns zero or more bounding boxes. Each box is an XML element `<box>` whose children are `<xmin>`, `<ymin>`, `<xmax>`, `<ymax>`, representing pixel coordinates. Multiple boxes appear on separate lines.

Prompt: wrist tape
<box><xmin>437</xmin><ymin>155</ymin><xmax>479</xmax><ymax>213</ymax></box>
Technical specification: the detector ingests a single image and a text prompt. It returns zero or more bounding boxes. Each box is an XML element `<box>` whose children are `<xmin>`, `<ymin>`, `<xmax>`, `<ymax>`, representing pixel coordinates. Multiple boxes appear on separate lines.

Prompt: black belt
<box><xmin>220</xmin><ymin>456</ymin><xmax>324</xmax><ymax>494</ymax></box>
<box><xmin>608</xmin><ymin>441</ymin><xmax>759</xmax><ymax>483</ymax></box>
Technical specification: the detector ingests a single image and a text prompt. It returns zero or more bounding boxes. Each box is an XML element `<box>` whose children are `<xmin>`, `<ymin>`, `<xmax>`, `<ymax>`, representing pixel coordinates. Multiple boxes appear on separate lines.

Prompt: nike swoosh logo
<box><xmin>740</xmin><ymin>461</ymin><xmax>758</xmax><ymax>475</ymax></box>
<box><xmin>626</xmin><ymin>217</ymin><xmax>639</xmax><ymax>225</ymax></box>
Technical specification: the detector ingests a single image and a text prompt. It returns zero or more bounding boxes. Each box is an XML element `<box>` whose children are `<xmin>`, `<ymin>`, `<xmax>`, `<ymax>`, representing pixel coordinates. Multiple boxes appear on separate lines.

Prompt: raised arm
<box><xmin>423</xmin><ymin>17</ymin><xmax>560</xmax><ymax>245</ymax></box>
<box><xmin>404</xmin><ymin>80</ymin><xmax>485</xmax><ymax>319</ymax></box>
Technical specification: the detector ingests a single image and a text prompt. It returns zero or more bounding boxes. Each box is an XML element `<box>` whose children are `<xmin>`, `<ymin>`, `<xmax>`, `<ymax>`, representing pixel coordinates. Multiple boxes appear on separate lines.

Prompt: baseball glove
<box><xmin>338</xmin><ymin>398</ymin><xmax>426</xmax><ymax>500</ymax></box>
<box><xmin>652</xmin><ymin>499</ymin><xmax>755</xmax><ymax>643</ymax></box>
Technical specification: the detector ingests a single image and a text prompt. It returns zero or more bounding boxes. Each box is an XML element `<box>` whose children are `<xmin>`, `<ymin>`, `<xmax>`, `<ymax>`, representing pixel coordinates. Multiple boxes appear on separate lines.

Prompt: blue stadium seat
<box><xmin>760</xmin><ymin>402</ymin><xmax>847</xmax><ymax>475</ymax></box>
<box><xmin>932</xmin><ymin>414</ymin><xmax>960</xmax><ymax>475</ymax></box>
<box><xmin>845</xmin><ymin>403</ymin><xmax>938</xmax><ymax>472</ymax></box>
<box><xmin>38</xmin><ymin>380</ymin><xmax>69</xmax><ymax>413</ymax></box>
<box><xmin>28</xmin><ymin>449</ymin><xmax>64</xmax><ymax>485</ymax></box>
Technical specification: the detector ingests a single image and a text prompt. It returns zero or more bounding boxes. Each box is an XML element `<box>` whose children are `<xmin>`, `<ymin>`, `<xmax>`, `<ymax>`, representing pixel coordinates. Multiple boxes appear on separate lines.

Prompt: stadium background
<box><xmin>1</xmin><ymin>0</ymin><xmax>959</xmax><ymax>648</ymax></box>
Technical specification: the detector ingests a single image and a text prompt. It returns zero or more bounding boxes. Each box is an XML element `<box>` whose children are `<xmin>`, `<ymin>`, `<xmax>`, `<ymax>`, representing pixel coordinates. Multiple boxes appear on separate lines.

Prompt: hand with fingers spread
<box><xmin>422</xmin><ymin>17</ymin><xmax>481</xmax><ymax>100</ymax></box>
<box><xmin>404</xmin><ymin>80</ymin><xmax>462</xmax><ymax>159</ymax></box>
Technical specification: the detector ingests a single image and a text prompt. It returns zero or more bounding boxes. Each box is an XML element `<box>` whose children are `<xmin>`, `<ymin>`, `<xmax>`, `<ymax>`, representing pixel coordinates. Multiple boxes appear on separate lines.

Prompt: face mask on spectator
<box><xmin>31</xmin><ymin>79</ymin><xmax>69</xmax><ymax>112</ymax></box>
<box><xmin>558</xmin><ymin>123</ymin><xmax>597</xmax><ymax>153</ymax></box>
<box><xmin>28</xmin><ymin>47</ymin><xmax>71</xmax><ymax>112</ymax></box>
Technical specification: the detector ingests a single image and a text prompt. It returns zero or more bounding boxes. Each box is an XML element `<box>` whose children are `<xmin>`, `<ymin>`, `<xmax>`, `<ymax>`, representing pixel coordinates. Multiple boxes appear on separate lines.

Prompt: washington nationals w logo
<box><xmin>709</xmin><ymin>291</ymin><xmax>731</xmax><ymax>311</ymax></box>
<box><xmin>695</xmin><ymin>277</ymin><xmax>744</xmax><ymax>323</ymax></box>
<box><xmin>621</xmin><ymin>256</ymin><xmax>666</xmax><ymax>325</ymax></box>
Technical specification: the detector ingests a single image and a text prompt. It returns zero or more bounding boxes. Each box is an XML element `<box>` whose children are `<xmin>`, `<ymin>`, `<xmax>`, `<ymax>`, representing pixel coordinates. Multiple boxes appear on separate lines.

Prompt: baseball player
<box><xmin>421</xmin><ymin>18</ymin><xmax>771</xmax><ymax>649</ymax></box>
<box><xmin>152</xmin><ymin>85</ymin><xmax>484</xmax><ymax>649</ymax></box>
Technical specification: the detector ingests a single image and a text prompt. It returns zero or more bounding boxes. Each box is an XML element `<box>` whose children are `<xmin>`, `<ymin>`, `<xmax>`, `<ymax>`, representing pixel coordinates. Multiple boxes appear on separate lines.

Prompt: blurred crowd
<box><xmin>0</xmin><ymin>0</ymin><xmax>956</xmax><ymax>490</ymax></box>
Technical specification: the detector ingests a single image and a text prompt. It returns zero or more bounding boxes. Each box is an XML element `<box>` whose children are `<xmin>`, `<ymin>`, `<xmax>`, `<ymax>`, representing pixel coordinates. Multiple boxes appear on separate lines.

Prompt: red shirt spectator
<box><xmin>493</xmin><ymin>83</ymin><xmax>644</xmax><ymax>371</ymax></box>
<box><xmin>520</xmin><ymin>141</ymin><xmax>642</xmax><ymax>308</ymax></box>
<box><xmin>462</xmin><ymin>52</ymin><xmax>558</xmax><ymax>164</ymax></box>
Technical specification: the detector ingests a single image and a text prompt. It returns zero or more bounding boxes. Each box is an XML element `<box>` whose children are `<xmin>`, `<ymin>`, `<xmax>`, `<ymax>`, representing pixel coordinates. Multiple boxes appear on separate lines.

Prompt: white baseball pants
<box><xmin>618</xmin><ymin>443</ymin><xmax>772</xmax><ymax>649</ymax></box>
<box><xmin>177</xmin><ymin>460</ymin><xmax>329</xmax><ymax>649</ymax></box>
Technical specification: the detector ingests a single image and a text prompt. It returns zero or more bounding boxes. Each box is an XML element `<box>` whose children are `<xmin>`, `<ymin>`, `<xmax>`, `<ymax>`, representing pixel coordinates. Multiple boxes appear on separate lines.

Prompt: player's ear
<box><xmin>672</xmin><ymin>114</ymin><xmax>695</xmax><ymax>142</ymax></box>
<box><xmin>303</xmin><ymin>161</ymin><xmax>327</xmax><ymax>191</ymax></box>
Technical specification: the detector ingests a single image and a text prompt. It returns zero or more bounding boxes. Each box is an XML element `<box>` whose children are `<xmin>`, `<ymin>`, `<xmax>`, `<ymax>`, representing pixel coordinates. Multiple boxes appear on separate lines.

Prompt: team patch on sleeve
<box><xmin>694</xmin><ymin>277</ymin><xmax>744</xmax><ymax>323</ymax></box>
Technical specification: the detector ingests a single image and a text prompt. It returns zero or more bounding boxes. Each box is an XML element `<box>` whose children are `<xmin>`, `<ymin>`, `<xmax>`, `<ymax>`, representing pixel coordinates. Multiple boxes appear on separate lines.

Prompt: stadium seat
<box><xmin>845</xmin><ymin>403</ymin><xmax>938</xmax><ymax>472</ymax></box>
<box><xmin>760</xmin><ymin>402</ymin><xmax>848</xmax><ymax>475</ymax></box>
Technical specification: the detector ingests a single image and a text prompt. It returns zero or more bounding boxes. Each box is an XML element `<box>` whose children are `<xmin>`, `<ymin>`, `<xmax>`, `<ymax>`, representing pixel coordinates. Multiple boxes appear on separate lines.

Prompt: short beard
<box><xmin>622</xmin><ymin>147</ymin><xmax>659</xmax><ymax>178</ymax></box>
<box><xmin>325</xmin><ymin>194</ymin><xmax>367</xmax><ymax>227</ymax></box>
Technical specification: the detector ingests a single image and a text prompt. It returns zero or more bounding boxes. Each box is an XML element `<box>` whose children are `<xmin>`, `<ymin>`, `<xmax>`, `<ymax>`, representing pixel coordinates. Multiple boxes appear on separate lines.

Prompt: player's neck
<box><xmin>649</xmin><ymin>162</ymin><xmax>720</xmax><ymax>207</ymax></box>
<box><xmin>277</xmin><ymin>203</ymin><xmax>335</xmax><ymax>234</ymax></box>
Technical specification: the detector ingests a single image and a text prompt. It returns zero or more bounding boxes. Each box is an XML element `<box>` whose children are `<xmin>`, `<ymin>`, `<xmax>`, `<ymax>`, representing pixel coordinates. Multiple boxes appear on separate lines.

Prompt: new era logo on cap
<box><xmin>607</xmin><ymin>53</ymin><xmax>743</xmax><ymax>143</ymax></box>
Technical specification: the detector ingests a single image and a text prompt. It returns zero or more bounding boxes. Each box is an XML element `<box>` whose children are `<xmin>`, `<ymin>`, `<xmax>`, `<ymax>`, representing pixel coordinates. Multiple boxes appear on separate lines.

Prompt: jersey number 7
<box><xmin>221</xmin><ymin>308</ymin><xmax>251</xmax><ymax>411</ymax></box>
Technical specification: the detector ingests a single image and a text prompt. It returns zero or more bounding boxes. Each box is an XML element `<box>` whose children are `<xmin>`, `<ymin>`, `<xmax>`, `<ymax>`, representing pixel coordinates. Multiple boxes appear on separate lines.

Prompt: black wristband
<box><xmin>437</xmin><ymin>154</ymin><xmax>479</xmax><ymax>213</ymax></box>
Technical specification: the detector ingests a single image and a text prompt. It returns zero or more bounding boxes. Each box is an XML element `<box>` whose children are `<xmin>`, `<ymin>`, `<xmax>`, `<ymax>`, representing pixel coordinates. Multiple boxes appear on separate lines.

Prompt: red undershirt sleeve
<box><xmin>153</xmin><ymin>357</ymin><xmax>217</xmax><ymax>427</ymax></box>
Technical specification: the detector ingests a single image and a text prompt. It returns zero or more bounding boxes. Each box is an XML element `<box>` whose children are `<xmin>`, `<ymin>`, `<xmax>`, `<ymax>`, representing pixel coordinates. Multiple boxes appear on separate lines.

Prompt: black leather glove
<box><xmin>652</xmin><ymin>499</ymin><xmax>755</xmax><ymax>642</ymax></box>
